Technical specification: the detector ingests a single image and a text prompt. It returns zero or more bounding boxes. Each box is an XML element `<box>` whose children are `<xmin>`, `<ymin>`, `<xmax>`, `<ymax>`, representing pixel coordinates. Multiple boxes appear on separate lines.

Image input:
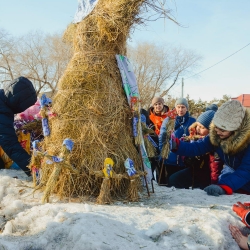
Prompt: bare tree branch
<box><xmin>128</xmin><ymin>42</ymin><xmax>202</xmax><ymax>108</ymax></box>
<box><xmin>0</xmin><ymin>29</ymin><xmax>72</xmax><ymax>94</ymax></box>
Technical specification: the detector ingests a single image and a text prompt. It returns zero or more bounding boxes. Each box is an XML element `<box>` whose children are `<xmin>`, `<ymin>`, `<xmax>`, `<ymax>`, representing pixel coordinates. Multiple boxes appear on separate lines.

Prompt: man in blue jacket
<box><xmin>0</xmin><ymin>76</ymin><xmax>37</xmax><ymax>176</ymax></box>
<box><xmin>159</xmin><ymin>98</ymin><xmax>196</xmax><ymax>184</ymax></box>
<box><xmin>170</xmin><ymin>100</ymin><xmax>250</xmax><ymax>196</ymax></box>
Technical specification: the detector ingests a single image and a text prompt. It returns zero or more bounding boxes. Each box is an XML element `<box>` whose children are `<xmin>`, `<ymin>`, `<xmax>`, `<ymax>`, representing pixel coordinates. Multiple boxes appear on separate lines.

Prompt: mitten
<box><xmin>232</xmin><ymin>202</ymin><xmax>250</xmax><ymax>228</ymax></box>
<box><xmin>204</xmin><ymin>184</ymin><xmax>225</xmax><ymax>196</ymax></box>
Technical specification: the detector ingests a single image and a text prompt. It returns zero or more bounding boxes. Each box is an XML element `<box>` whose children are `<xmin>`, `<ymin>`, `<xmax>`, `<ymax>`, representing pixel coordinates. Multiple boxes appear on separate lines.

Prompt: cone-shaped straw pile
<box><xmin>39</xmin><ymin>0</ymin><xmax>148</xmax><ymax>201</ymax></box>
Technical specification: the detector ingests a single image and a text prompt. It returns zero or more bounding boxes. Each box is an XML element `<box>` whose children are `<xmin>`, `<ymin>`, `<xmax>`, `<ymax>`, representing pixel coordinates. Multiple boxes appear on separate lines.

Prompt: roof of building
<box><xmin>232</xmin><ymin>94</ymin><xmax>250</xmax><ymax>107</ymax></box>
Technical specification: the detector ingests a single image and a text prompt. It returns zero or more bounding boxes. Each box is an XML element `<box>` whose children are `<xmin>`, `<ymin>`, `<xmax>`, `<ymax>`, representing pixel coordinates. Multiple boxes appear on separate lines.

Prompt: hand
<box><xmin>232</xmin><ymin>202</ymin><xmax>250</xmax><ymax>227</ymax></box>
<box><xmin>170</xmin><ymin>133</ymin><xmax>180</xmax><ymax>152</ymax></box>
<box><xmin>204</xmin><ymin>184</ymin><xmax>225</xmax><ymax>196</ymax></box>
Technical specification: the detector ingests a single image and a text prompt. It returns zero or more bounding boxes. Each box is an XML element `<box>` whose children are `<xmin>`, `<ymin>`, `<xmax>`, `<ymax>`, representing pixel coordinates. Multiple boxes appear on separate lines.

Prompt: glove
<box><xmin>204</xmin><ymin>184</ymin><xmax>225</xmax><ymax>196</ymax></box>
<box><xmin>232</xmin><ymin>202</ymin><xmax>250</xmax><ymax>228</ymax></box>
<box><xmin>170</xmin><ymin>133</ymin><xmax>180</xmax><ymax>152</ymax></box>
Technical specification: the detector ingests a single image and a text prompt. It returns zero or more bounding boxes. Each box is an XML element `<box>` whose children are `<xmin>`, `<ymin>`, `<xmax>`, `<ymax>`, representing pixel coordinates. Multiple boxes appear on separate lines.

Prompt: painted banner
<box><xmin>116</xmin><ymin>54</ymin><xmax>153</xmax><ymax>185</ymax></box>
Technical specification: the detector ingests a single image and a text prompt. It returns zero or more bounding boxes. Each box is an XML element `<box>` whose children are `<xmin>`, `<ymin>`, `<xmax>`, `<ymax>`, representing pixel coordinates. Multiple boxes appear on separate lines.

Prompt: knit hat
<box><xmin>197</xmin><ymin>110</ymin><xmax>215</xmax><ymax>129</ymax></box>
<box><xmin>213</xmin><ymin>100</ymin><xmax>245</xmax><ymax>131</ymax></box>
<box><xmin>151</xmin><ymin>97</ymin><xmax>164</xmax><ymax>106</ymax></box>
<box><xmin>175</xmin><ymin>98</ymin><xmax>189</xmax><ymax>109</ymax></box>
<box><xmin>205</xmin><ymin>103</ymin><xmax>218</xmax><ymax>112</ymax></box>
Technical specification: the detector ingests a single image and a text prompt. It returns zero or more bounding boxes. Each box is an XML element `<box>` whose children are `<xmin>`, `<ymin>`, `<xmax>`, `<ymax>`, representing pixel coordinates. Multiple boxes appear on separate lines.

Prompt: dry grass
<box><xmin>34</xmin><ymin>0</ymin><xmax>174</xmax><ymax>203</ymax></box>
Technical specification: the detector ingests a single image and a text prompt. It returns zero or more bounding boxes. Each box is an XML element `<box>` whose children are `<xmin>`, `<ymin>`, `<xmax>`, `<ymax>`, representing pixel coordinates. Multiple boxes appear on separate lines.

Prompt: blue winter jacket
<box><xmin>0</xmin><ymin>77</ymin><xmax>37</xmax><ymax>176</ymax></box>
<box><xmin>159</xmin><ymin>112</ymin><xmax>196</xmax><ymax>166</ymax></box>
<box><xmin>175</xmin><ymin>117</ymin><xmax>250</xmax><ymax>193</ymax></box>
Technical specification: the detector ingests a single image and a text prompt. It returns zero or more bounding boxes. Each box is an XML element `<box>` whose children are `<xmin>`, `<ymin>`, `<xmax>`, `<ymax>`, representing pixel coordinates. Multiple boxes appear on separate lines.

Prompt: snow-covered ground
<box><xmin>0</xmin><ymin>169</ymin><xmax>248</xmax><ymax>250</ymax></box>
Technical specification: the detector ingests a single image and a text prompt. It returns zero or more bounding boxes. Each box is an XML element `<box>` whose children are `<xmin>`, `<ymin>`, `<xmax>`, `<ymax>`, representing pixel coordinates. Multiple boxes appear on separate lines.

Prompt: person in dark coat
<box><xmin>0</xmin><ymin>76</ymin><xmax>37</xmax><ymax>176</ymax></box>
<box><xmin>159</xmin><ymin>98</ymin><xmax>196</xmax><ymax>184</ymax></box>
<box><xmin>168</xmin><ymin>110</ymin><xmax>223</xmax><ymax>189</ymax></box>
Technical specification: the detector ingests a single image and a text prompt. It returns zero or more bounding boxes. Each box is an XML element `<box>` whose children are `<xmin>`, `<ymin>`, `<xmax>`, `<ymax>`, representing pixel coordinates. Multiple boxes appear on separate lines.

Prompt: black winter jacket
<box><xmin>0</xmin><ymin>77</ymin><xmax>37</xmax><ymax>176</ymax></box>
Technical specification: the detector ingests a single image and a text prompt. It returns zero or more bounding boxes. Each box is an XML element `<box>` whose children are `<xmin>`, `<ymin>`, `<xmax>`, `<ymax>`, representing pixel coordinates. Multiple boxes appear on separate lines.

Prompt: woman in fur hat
<box><xmin>170</xmin><ymin>99</ymin><xmax>250</xmax><ymax>195</ymax></box>
<box><xmin>168</xmin><ymin>110</ymin><xmax>223</xmax><ymax>189</ymax></box>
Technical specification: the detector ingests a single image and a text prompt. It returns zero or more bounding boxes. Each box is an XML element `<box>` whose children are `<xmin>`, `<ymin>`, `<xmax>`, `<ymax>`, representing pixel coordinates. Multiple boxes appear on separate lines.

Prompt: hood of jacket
<box><xmin>3</xmin><ymin>76</ymin><xmax>37</xmax><ymax>114</ymax></box>
<box><xmin>209</xmin><ymin>109</ymin><xmax>250</xmax><ymax>155</ymax></box>
<box><xmin>189</xmin><ymin>122</ymin><xmax>197</xmax><ymax>131</ymax></box>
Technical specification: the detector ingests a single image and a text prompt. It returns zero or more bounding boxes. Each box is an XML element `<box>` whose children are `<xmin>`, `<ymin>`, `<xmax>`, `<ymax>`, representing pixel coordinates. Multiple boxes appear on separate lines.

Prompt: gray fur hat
<box><xmin>213</xmin><ymin>100</ymin><xmax>245</xmax><ymax>131</ymax></box>
<box><xmin>175</xmin><ymin>98</ymin><xmax>189</xmax><ymax>109</ymax></box>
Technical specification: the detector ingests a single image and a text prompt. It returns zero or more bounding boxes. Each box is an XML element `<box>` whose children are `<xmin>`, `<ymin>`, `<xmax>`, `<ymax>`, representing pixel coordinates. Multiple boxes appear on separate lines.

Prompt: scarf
<box><xmin>174</xmin><ymin>111</ymin><xmax>190</xmax><ymax>130</ymax></box>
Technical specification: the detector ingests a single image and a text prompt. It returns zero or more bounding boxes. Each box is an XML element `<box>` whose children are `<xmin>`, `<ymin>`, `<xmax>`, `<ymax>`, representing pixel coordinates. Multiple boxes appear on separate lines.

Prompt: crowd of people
<box><xmin>0</xmin><ymin>77</ymin><xmax>249</xmax><ymax>249</ymax></box>
<box><xmin>146</xmin><ymin>95</ymin><xmax>250</xmax><ymax>249</ymax></box>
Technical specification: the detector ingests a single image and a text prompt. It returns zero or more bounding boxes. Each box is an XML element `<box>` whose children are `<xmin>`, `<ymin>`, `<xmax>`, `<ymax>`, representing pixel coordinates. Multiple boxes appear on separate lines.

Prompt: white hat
<box><xmin>213</xmin><ymin>100</ymin><xmax>245</xmax><ymax>131</ymax></box>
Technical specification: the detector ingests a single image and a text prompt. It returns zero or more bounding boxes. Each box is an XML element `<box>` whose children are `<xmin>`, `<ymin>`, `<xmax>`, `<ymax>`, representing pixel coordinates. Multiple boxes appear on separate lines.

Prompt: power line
<box><xmin>185</xmin><ymin>42</ymin><xmax>250</xmax><ymax>80</ymax></box>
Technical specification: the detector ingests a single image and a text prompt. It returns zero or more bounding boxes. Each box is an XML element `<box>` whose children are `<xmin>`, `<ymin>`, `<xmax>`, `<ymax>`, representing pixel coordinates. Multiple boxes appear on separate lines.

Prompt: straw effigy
<box><xmin>36</xmin><ymin>0</ymin><xmax>174</xmax><ymax>203</ymax></box>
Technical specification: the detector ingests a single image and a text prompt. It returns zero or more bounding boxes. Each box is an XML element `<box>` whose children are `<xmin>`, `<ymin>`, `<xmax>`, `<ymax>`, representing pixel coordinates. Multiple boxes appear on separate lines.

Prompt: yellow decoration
<box><xmin>102</xmin><ymin>158</ymin><xmax>114</xmax><ymax>178</ymax></box>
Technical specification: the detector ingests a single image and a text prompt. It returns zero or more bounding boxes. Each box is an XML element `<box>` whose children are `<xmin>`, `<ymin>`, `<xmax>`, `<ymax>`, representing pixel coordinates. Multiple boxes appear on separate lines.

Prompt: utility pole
<box><xmin>181</xmin><ymin>78</ymin><xmax>184</xmax><ymax>98</ymax></box>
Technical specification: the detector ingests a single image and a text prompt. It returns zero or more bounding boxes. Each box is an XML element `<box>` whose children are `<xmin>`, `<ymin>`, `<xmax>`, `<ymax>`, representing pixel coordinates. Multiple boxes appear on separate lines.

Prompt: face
<box><xmin>196</xmin><ymin>122</ymin><xmax>209</xmax><ymax>136</ymax></box>
<box><xmin>153</xmin><ymin>102</ymin><xmax>164</xmax><ymax>114</ymax></box>
<box><xmin>176</xmin><ymin>104</ymin><xmax>187</xmax><ymax>116</ymax></box>
<box><xmin>214</xmin><ymin>126</ymin><xmax>233</xmax><ymax>139</ymax></box>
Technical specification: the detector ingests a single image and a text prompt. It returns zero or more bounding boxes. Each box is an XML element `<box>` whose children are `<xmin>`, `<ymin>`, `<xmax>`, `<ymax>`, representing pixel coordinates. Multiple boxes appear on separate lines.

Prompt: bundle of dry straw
<box><xmin>36</xmin><ymin>0</ymin><xmax>149</xmax><ymax>202</ymax></box>
<box><xmin>35</xmin><ymin>0</ymin><xmax>174</xmax><ymax>203</ymax></box>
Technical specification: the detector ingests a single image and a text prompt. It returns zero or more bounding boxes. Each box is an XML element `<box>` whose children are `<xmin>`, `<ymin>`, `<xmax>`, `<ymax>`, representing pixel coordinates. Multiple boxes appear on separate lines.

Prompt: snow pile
<box><xmin>0</xmin><ymin>169</ymin><xmax>248</xmax><ymax>249</ymax></box>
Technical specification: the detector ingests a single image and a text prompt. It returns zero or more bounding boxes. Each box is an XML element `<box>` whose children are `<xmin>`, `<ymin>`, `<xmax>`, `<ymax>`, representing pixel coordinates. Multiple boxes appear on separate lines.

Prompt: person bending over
<box><xmin>169</xmin><ymin>110</ymin><xmax>223</xmax><ymax>189</ymax></box>
<box><xmin>0</xmin><ymin>76</ymin><xmax>37</xmax><ymax>176</ymax></box>
<box><xmin>169</xmin><ymin>100</ymin><xmax>250</xmax><ymax>196</ymax></box>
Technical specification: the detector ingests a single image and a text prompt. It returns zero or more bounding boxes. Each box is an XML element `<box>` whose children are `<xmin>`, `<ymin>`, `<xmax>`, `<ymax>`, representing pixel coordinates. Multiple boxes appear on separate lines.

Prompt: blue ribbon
<box><xmin>63</xmin><ymin>139</ymin><xmax>74</xmax><ymax>152</ymax></box>
<box><xmin>40</xmin><ymin>94</ymin><xmax>51</xmax><ymax>137</ymax></box>
<box><xmin>124</xmin><ymin>158</ymin><xmax>137</xmax><ymax>177</ymax></box>
<box><xmin>40</xmin><ymin>94</ymin><xmax>52</xmax><ymax>107</ymax></box>
<box><xmin>42</xmin><ymin>118</ymin><xmax>50</xmax><ymax>137</ymax></box>
<box><xmin>106</xmin><ymin>165</ymin><xmax>112</xmax><ymax>177</ymax></box>
<box><xmin>46</xmin><ymin>156</ymin><xmax>63</xmax><ymax>165</ymax></box>
<box><xmin>141</xmin><ymin>114</ymin><xmax>146</xmax><ymax>124</ymax></box>
<box><xmin>147</xmin><ymin>135</ymin><xmax>158</xmax><ymax>148</ymax></box>
<box><xmin>133</xmin><ymin>117</ymin><xmax>138</xmax><ymax>137</ymax></box>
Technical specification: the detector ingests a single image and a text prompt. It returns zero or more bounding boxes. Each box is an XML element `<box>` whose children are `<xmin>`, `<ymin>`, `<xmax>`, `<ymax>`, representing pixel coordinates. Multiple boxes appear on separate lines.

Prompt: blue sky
<box><xmin>0</xmin><ymin>0</ymin><xmax>249</xmax><ymax>101</ymax></box>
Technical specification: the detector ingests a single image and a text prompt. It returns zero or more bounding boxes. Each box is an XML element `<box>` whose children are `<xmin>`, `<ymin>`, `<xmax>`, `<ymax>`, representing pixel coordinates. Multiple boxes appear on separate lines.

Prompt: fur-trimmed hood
<box><xmin>209</xmin><ymin>109</ymin><xmax>250</xmax><ymax>155</ymax></box>
<box><xmin>189</xmin><ymin>122</ymin><xmax>198</xmax><ymax>133</ymax></box>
